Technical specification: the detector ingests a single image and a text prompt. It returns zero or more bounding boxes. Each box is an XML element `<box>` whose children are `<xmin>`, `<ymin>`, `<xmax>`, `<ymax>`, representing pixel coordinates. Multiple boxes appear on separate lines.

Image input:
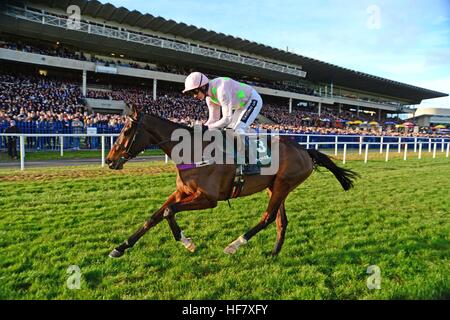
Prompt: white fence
<box><xmin>1</xmin><ymin>133</ymin><xmax>449</xmax><ymax>170</ymax></box>
<box><xmin>1</xmin><ymin>133</ymin><xmax>119</xmax><ymax>170</ymax></box>
<box><xmin>296</xmin><ymin>140</ymin><xmax>450</xmax><ymax>164</ymax></box>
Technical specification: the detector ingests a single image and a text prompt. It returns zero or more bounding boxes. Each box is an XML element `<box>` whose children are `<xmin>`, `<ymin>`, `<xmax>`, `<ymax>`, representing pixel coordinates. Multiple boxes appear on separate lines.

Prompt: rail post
<box><xmin>359</xmin><ymin>136</ymin><xmax>363</xmax><ymax>155</ymax></box>
<box><xmin>343</xmin><ymin>143</ymin><xmax>347</xmax><ymax>164</ymax></box>
<box><xmin>20</xmin><ymin>135</ymin><xmax>25</xmax><ymax>171</ymax></box>
<box><xmin>385</xmin><ymin>143</ymin><xmax>390</xmax><ymax>162</ymax></box>
<box><xmin>60</xmin><ymin>136</ymin><xmax>64</xmax><ymax>157</ymax></box>
<box><xmin>364</xmin><ymin>143</ymin><xmax>369</xmax><ymax>164</ymax></box>
<box><xmin>101</xmin><ymin>135</ymin><xmax>105</xmax><ymax>167</ymax></box>
<box><xmin>335</xmin><ymin>136</ymin><xmax>338</xmax><ymax>156</ymax></box>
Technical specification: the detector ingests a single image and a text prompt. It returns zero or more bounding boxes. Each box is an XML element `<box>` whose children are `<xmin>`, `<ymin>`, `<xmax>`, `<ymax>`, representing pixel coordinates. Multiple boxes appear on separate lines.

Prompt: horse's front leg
<box><xmin>109</xmin><ymin>191</ymin><xmax>179</xmax><ymax>258</ymax></box>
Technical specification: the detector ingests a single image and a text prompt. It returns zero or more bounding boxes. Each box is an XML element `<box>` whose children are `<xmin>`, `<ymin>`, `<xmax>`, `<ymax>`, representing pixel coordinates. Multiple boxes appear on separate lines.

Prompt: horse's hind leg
<box><xmin>161</xmin><ymin>192</ymin><xmax>197</xmax><ymax>252</ymax></box>
<box><xmin>166</xmin><ymin>215</ymin><xmax>196</xmax><ymax>252</ymax></box>
<box><xmin>272</xmin><ymin>201</ymin><xmax>288</xmax><ymax>256</ymax></box>
<box><xmin>224</xmin><ymin>182</ymin><xmax>289</xmax><ymax>254</ymax></box>
<box><xmin>263</xmin><ymin>190</ymin><xmax>288</xmax><ymax>256</ymax></box>
<box><xmin>164</xmin><ymin>191</ymin><xmax>218</xmax><ymax>252</ymax></box>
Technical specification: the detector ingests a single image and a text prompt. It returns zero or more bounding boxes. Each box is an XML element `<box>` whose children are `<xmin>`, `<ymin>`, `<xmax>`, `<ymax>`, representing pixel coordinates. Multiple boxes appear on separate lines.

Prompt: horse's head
<box><xmin>106</xmin><ymin>106</ymin><xmax>149</xmax><ymax>170</ymax></box>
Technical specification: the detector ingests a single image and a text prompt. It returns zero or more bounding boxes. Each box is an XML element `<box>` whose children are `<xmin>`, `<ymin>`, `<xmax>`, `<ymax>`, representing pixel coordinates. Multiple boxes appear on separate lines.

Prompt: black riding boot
<box><xmin>242</xmin><ymin>163</ymin><xmax>260</xmax><ymax>175</ymax></box>
<box><xmin>242</xmin><ymin>136</ymin><xmax>260</xmax><ymax>175</ymax></box>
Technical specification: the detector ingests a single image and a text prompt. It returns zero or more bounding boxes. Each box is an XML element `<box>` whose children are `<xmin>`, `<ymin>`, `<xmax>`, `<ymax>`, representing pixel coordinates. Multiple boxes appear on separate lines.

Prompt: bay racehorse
<box><xmin>106</xmin><ymin>106</ymin><xmax>358</xmax><ymax>257</ymax></box>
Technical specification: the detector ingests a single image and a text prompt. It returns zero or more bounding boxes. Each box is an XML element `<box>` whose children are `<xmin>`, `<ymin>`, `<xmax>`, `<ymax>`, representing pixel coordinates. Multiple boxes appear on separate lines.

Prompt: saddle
<box><xmin>176</xmin><ymin>128</ymin><xmax>272</xmax><ymax>198</ymax></box>
<box><xmin>177</xmin><ymin>129</ymin><xmax>271</xmax><ymax>176</ymax></box>
<box><xmin>227</xmin><ymin>131</ymin><xmax>273</xmax><ymax>198</ymax></box>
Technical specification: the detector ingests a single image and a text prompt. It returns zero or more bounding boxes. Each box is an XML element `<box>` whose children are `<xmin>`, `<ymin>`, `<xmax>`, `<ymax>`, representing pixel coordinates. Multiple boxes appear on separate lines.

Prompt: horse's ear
<box><xmin>129</xmin><ymin>105</ymin><xmax>139</xmax><ymax>121</ymax></box>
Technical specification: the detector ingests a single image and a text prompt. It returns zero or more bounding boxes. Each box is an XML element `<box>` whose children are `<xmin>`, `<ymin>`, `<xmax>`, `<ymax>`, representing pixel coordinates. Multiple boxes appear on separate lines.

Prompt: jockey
<box><xmin>183</xmin><ymin>72</ymin><xmax>263</xmax><ymax>173</ymax></box>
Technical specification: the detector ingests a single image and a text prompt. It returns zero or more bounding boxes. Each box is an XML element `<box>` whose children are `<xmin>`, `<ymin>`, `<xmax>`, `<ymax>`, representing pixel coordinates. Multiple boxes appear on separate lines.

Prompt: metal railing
<box><xmin>298</xmin><ymin>140</ymin><xmax>450</xmax><ymax>164</ymax></box>
<box><xmin>1</xmin><ymin>133</ymin><xmax>449</xmax><ymax>170</ymax></box>
<box><xmin>1</xmin><ymin>133</ymin><xmax>118</xmax><ymax>170</ymax></box>
<box><xmin>4</xmin><ymin>5</ymin><xmax>307</xmax><ymax>78</ymax></box>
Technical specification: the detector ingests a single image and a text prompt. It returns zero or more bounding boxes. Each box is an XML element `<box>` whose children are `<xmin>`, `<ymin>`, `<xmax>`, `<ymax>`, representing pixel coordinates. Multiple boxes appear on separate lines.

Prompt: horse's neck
<box><xmin>145</xmin><ymin>116</ymin><xmax>185</xmax><ymax>156</ymax></box>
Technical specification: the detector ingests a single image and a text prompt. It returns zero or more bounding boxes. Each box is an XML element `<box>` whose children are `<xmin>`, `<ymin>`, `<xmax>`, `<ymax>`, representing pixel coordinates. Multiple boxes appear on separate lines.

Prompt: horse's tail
<box><xmin>306</xmin><ymin>149</ymin><xmax>359</xmax><ymax>191</ymax></box>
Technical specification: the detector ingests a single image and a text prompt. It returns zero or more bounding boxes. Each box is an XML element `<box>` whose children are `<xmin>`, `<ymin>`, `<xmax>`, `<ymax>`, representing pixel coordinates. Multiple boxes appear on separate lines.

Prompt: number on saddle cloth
<box><xmin>255</xmin><ymin>137</ymin><xmax>271</xmax><ymax>166</ymax></box>
<box><xmin>243</xmin><ymin>134</ymin><xmax>272</xmax><ymax>166</ymax></box>
<box><xmin>217</xmin><ymin>129</ymin><xmax>271</xmax><ymax>166</ymax></box>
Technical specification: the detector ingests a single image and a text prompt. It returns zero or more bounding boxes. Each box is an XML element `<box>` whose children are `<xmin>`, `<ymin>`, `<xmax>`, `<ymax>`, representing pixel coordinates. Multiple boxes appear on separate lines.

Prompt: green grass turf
<box><xmin>0</xmin><ymin>156</ymin><xmax>449</xmax><ymax>300</ymax></box>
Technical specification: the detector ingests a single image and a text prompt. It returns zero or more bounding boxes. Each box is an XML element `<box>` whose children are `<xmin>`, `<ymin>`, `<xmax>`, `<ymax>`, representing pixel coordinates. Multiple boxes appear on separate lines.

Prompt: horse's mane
<box><xmin>144</xmin><ymin>112</ymin><xmax>208</xmax><ymax>133</ymax></box>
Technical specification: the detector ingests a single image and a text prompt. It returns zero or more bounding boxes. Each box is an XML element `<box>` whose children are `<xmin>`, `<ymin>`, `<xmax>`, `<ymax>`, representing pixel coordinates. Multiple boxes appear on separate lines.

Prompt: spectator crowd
<box><xmin>1</xmin><ymin>43</ymin><xmax>449</xmax><ymax>153</ymax></box>
<box><xmin>1</xmin><ymin>70</ymin><xmax>447</xmax><ymax>142</ymax></box>
<box><xmin>1</xmin><ymin>39</ymin><xmax>316</xmax><ymax>95</ymax></box>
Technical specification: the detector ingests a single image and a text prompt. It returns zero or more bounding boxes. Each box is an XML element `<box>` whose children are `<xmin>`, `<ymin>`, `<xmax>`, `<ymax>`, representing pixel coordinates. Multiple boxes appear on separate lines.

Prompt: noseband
<box><xmin>118</xmin><ymin>113</ymin><xmax>145</xmax><ymax>162</ymax></box>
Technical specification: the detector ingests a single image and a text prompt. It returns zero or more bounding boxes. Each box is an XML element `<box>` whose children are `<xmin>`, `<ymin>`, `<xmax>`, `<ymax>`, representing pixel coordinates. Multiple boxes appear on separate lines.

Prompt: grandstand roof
<box><xmin>19</xmin><ymin>0</ymin><xmax>450</xmax><ymax>103</ymax></box>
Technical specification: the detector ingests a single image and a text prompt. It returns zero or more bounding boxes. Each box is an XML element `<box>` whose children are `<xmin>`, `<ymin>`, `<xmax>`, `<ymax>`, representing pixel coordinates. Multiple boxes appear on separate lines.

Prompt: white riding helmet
<box><xmin>182</xmin><ymin>72</ymin><xmax>209</xmax><ymax>93</ymax></box>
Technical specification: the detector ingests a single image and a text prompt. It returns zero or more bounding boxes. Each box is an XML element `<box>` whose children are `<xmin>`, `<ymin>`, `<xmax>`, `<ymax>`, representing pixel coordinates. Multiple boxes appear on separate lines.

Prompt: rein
<box><xmin>118</xmin><ymin>113</ymin><xmax>174</xmax><ymax>163</ymax></box>
<box><xmin>116</xmin><ymin>114</ymin><xmax>211</xmax><ymax>167</ymax></box>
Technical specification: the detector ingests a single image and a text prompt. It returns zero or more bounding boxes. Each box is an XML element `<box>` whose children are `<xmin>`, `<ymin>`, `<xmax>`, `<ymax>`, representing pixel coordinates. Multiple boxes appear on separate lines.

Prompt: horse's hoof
<box><xmin>224</xmin><ymin>236</ymin><xmax>247</xmax><ymax>254</ymax></box>
<box><xmin>109</xmin><ymin>249</ymin><xmax>124</xmax><ymax>258</ymax></box>
<box><xmin>186</xmin><ymin>242</ymin><xmax>196</xmax><ymax>253</ymax></box>
<box><xmin>181</xmin><ymin>238</ymin><xmax>196</xmax><ymax>252</ymax></box>
<box><xmin>223</xmin><ymin>245</ymin><xmax>237</xmax><ymax>254</ymax></box>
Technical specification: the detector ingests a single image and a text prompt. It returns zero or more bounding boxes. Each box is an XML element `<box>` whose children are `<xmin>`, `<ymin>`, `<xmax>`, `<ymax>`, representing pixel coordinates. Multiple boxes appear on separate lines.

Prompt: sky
<box><xmin>99</xmin><ymin>0</ymin><xmax>450</xmax><ymax>108</ymax></box>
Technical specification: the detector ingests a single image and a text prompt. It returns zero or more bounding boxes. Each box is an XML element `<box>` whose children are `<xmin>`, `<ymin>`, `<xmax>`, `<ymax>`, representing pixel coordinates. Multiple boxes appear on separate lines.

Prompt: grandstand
<box><xmin>0</xmin><ymin>0</ymin><xmax>448</xmax><ymax>147</ymax></box>
<box><xmin>410</xmin><ymin>108</ymin><xmax>450</xmax><ymax>128</ymax></box>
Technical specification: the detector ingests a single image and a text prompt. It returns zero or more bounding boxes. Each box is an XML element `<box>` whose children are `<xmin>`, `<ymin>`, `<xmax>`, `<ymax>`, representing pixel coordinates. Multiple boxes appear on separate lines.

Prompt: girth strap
<box><xmin>229</xmin><ymin>166</ymin><xmax>245</xmax><ymax>199</ymax></box>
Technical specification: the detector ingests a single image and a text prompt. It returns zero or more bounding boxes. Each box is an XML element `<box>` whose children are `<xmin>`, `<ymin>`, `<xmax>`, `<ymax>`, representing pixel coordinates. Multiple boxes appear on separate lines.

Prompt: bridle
<box><xmin>115</xmin><ymin>112</ymin><xmax>145</xmax><ymax>164</ymax></box>
<box><xmin>114</xmin><ymin>112</ymin><xmax>173</xmax><ymax>165</ymax></box>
